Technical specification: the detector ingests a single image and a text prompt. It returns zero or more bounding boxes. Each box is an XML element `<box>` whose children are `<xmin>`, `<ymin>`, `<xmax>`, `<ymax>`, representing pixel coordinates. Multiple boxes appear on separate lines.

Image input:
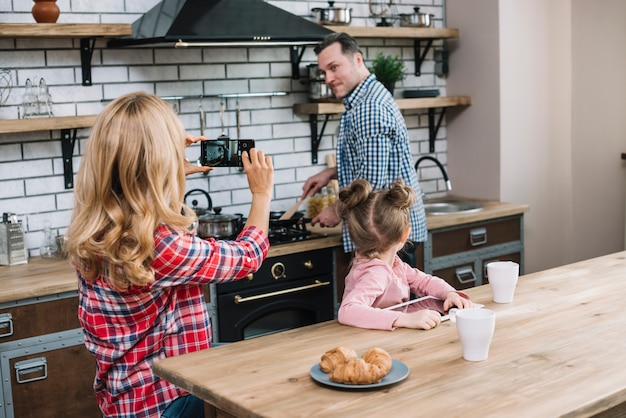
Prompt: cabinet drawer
<box><xmin>431</xmin><ymin>217</ymin><xmax>521</xmax><ymax>258</ymax></box>
<box><xmin>433</xmin><ymin>262</ymin><xmax>480</xmax><ymax>290</ymax></box>
<box><xmin>3</xmin><ymin>339</ymin><xmax>99</xmax><ymax>418</ymax></box>
<box><xmin>0</xmin><ymin>294</ymin><xmax>80</xmax><ymax>343</ymax></box>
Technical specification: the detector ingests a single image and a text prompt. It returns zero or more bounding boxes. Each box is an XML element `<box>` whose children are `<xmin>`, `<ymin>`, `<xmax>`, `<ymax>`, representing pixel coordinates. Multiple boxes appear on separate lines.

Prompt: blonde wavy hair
<box><xmin>336</xmin><ymin>179</ymin><xmax>415</xmax><ymax>259</ymax></box>
<box><xmin>65</xmin><ymin>92</ymin><xmax>196</xmax><ymax>290</ymax></box>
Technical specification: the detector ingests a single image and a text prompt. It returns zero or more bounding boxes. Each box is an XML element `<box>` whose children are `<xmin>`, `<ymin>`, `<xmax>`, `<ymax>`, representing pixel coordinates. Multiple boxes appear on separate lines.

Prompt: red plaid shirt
<box><xmin>77</xmin><ymin>224</ymin><xmax>269</xmax><ymax>418</ymax></box>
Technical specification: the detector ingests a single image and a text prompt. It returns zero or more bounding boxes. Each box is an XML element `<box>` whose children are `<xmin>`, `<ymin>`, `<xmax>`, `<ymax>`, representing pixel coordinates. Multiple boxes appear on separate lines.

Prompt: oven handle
<box><xmin>233</xmin><ymin>280</ymin><xmax>331</xmax><ymax>304</ymax></box>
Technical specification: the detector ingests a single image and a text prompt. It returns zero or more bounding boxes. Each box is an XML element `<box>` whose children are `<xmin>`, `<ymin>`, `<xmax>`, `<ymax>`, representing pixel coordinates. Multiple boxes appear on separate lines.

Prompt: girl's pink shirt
<box><xmin>338</xmin><ymin>254</ymin><xmax>459</xmax><ymax>330</ymax></box>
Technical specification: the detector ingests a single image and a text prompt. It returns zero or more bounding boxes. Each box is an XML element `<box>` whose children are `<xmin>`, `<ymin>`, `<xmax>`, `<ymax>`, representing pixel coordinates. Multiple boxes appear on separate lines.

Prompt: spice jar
<box><xmin>308</xmin><ymin>187</ymin><xmax>330</xmax><ymax>218</ymax></box>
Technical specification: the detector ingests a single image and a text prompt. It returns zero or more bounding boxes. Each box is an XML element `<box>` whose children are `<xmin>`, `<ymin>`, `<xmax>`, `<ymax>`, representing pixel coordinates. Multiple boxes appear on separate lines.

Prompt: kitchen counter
<box><xmin>0</xmin><ymin>200</ymin><xmax>527</xmax><ymax>303</ymax></box>
<box><xmin>153</xmin><ymin>250</ymin><xmax>626</xmax><ymax>418</ymax></box>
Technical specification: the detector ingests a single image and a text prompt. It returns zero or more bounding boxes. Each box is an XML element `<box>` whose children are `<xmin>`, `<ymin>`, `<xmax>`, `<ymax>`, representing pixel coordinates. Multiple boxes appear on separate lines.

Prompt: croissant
<box><xmin>320</xmin><ymin>346</ymin><xmax>393</xmax><ymax>385</ymax></box>
<box><xmin>362</xmin><ymin>347</ymin><xmax>393</xmax><ymax>375</ymax></box>
<box><xmin>319</xmin><ymin>346</ymin><xmax>357</xmax><ymax>373</ymax></box>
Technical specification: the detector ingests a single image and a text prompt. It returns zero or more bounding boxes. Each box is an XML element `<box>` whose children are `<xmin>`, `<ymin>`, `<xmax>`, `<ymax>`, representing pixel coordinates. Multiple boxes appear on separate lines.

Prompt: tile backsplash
<box><xmin>0</xmin><ymin>0</ymin><xmax>449</xmax><ymax>256</ymax></box>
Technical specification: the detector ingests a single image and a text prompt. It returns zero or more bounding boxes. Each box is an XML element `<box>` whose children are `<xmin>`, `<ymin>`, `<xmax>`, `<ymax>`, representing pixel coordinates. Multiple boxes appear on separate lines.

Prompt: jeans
<box><xmin>161</xmin><ymin>395</ymin><xmax>205</xmax><ymax>418</ymax></box>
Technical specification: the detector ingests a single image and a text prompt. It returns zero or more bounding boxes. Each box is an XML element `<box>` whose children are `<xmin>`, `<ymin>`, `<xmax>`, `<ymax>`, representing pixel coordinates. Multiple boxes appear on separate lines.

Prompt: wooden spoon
<box><xmin>279</xmin><ymin>196</ymin><xmax>306</xmax><ymax>220</ymax></box>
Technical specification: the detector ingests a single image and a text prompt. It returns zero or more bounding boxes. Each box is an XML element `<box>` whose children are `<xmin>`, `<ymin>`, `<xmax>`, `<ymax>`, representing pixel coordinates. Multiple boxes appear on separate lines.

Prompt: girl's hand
<box><xmin>184</xmin><ymin>135</ymin><xmax>213</xmax><ymax>176</ymax></box>
<box><xmin>443</xmin><ymin>292</ymin><xmax>474</xmax><ymax>312</ymax></box>
<box><xmin>393</xmin><ymin>309</ymin><xmax>442</xmax><ymax>330</ymax></box>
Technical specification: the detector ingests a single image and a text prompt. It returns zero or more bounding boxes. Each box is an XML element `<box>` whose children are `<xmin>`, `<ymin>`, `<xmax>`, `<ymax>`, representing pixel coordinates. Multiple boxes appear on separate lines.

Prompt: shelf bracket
<box><xmin>60</xmin><ymin>128</ymin><xmax>77</xmax><ymax>189</ymax></box>
<box><xmin>413</xmin><ymin>39</ymin><xmax>433</xmax><ymax>76</ymax></box>
<box><xmin>80</xmin><ymin>37</ymin><xmax>96</xmax><ymax>86</ymax></box>
<box><xmin>309</xmin><ymin>114</ymin><xmax>330</xmax><ymax>164</ymax></box>
<box><xmin>427</xmin><ymin>107</ymin><xmax>446</xmax><ymax>153</ymax></box>
<box><xmin>290</xmin><ymin>45</ymin><xmax>307</xmax><ymax>80</ymax></box>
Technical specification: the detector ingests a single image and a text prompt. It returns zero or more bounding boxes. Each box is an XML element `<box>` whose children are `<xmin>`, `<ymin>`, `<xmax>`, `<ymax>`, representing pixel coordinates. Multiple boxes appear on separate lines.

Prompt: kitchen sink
<box><xmin>423</xmin><ymin>199</ymin><xmax>484</xmax><ymax>215</ymax></box>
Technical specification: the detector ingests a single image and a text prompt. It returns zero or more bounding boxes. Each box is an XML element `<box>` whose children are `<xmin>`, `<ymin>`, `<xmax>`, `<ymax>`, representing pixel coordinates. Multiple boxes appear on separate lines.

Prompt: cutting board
<box><xmin>325</xmin><ymin>153</ymin><xmax>339</xmax><ymax>194</ymax></box>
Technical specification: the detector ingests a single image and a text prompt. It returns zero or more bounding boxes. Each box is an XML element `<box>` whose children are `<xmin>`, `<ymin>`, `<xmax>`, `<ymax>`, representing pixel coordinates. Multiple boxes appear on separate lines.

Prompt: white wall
<box><xmin>447</xmin><ymin>0</ymin><xmax>626</xmax><ymax>273</ymax></box>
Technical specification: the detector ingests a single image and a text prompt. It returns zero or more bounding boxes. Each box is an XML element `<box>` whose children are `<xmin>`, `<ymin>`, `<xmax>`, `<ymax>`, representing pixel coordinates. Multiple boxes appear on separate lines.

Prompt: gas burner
<box><xmin>268</xmin><ymin>217</ymin><xmax>312</xmax><ymax>244</ymax></box>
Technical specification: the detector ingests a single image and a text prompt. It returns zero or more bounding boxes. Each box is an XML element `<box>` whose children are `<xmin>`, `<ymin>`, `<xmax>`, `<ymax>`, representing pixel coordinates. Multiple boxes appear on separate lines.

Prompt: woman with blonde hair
<box><xmin>337</xmin><ymin>179</ymin><xmax>472</xmax><ymax>331</ymax></box>
<box><xmin>65</xmin><ymin>91</ymin><xmax>273</xmax><ymax>418</ymax></box>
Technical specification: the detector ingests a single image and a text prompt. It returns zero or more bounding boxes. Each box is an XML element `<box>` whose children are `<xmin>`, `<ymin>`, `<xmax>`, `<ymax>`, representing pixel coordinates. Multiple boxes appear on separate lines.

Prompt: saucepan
<box><xmin>399</xmin><ymin>7</ymin><xmax>433</xmax><ymax>28</ymax></box>
<box><xmin>197</xmin><ymin>207</ymin><xmax>244</xmax><ymax>239</ymax></box>
<box><xmin>312</xmin><ymin>1</ymin><xmax>352</xmax><ymax>25</ymax></box>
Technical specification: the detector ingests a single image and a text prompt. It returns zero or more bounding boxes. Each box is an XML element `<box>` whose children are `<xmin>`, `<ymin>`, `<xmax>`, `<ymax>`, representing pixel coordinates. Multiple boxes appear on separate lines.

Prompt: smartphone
<box><xmin>200</xmin><ymin>137</ymin><xmax>255</xmax><ymax>167</ymax></box>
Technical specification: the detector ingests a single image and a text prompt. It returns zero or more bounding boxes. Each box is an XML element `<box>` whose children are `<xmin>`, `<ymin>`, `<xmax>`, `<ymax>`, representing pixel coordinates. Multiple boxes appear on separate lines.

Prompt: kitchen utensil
<box><xmin>197</xmin><ymin>208</ymin><xmax>244</xmax><ymax>239</ymax></box>
<box><xmin>0</xmin><ymin>213</ymin><xmax>27</xmax><ymax>266</ymax></box>
<box><xmin>368</xmin><ymin>0</ymin><xmax>394</xmax><ymax>27</ymax></box>
<box><xmin>184</xmin><ymin>188</ymin><xmax>212</xmax><ymax>216</ymax></box>
<box><xmin>279</xmin><ymin>196</ymin><xmax>306</xmax><ymax>220</ymax></box>
<box><xmin>399</xmin><ymin>7</ymin><xmax>433</xmax><ymax>27</ymax></box>
<box><xmin>312</xmin><ymin>1</ymin><xmax>352</xmax><ymax>25</ymax></box>
<box><xmin>236</xmin><ymin>100</ymin><xmax>241</xmax><ymax>139</ymax></box>
<box><xmin>199</xmin><ymin>102</ymin><xmax>205</xmax><ymax>136</ymax></box>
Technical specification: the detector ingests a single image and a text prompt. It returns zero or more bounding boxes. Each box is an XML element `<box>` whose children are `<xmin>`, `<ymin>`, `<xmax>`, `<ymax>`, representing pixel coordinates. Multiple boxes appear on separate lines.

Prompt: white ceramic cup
<box><xmin>449</xmin><ymin>308</ymin><xmax>496</xmax><ymax>361</ymax></box>
<box><xmin>486</xmin><ymin>261</ymin><xmax>519</xmax><ymax>303</ymax></box>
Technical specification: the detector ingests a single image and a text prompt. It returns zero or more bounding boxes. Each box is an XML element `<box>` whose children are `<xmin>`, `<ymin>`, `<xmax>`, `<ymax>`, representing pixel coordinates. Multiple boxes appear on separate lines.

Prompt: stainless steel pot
<box><xmin>184</xmin><ymin>189</ymin><xmax>212</xmax><ymax>216</ymax></box>
<box><xmin>197</xmin><ymin>207</ymin><xmax>244</xmax><ymax>239</ymax></box>
<box><xmin>399</xmin><ymin>7</ymin><xmax>433</xmax><ymax>28</ymax></box>
<box><xmin>311</xmin><ymin>1</ymin><xmax>352</xmax><ymax>25</ymax></box>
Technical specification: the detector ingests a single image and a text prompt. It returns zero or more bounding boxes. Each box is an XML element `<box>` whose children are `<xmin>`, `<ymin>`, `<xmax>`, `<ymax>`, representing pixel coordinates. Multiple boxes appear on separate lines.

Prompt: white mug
<box><xmin>449</xmin><ymin>308</ymin><xmax>496</xmax><ymax>361</ymax></box>
<box><xmin>486</xmin><ymin>261</ymin><xmax>519</xmax><ymax>303</ymax></box>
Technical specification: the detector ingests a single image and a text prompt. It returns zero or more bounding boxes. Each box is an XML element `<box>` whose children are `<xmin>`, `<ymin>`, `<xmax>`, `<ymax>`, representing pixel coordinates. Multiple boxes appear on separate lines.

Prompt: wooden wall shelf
<box><xmin>323</xmin><ymin>25</ymin><xmax>459</xmax><ymax>77</ymax></box>
<box><xmin>0</xmin><ymin>115</ymin><xmax>98</xmax><ymax>189</ymax></box>
<box><xmin>0</xmin><ymin>23</ymin><xmax>132</xmax><ymax>86</ymax></box>
<box><xmin>294</xmin><ymin>96</ymin><xmax>472</xmax><ymax>163</ymax></box>
<box><xmin>322</xmin><ymin>26</ymin><xmax>459</xmax><ymax>39</ymax></box>
<box><xmin>0</xmin><ymin>23</ymin><xmax>131</xmax><ymax>38</ymax></box>
<box><xmin>0</xmin><ymin>115</ymin><xmax>98</xmax><ymax>135</ymax></box>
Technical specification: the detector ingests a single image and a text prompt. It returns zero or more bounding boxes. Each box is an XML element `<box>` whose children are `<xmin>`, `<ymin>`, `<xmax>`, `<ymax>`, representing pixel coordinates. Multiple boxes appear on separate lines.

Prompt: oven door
<box><xmin>217</xmin><ymin>276</ymin><xmax>334</xmax><ymax>342</ymax></box>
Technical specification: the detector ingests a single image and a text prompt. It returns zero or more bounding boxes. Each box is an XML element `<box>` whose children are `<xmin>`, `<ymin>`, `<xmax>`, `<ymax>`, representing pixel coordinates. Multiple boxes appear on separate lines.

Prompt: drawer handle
<box><xmin>15</xmin><ymin>357</ymin><xmax>48</xmax><ymax>384</ymax></box>
<box><xmin>0</xmin><ymin>313</ymin><xmax>13</xmax><ymax>338</ymax></box>
<box><xmin>455</xmin><ymin>267</ymin><xmax>477</xmax><ymax>284</ymax></box>
<box><xmin>469</xmin><ymin>227</ymin><xmax>487</xmax><ymax>246</ymax></box>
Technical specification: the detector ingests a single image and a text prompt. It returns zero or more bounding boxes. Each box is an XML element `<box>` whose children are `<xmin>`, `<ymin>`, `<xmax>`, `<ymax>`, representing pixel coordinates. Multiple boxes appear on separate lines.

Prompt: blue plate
<box><xmin>310</xmin><ymin>359</ymin><xmax>409</xmax><ymax>389</ymax></box>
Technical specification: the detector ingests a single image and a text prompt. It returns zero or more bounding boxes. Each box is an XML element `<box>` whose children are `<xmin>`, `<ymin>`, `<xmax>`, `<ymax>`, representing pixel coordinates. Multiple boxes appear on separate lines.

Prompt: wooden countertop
<box><xmin>0</xmin><ymin>200</ymin><xmax>527</xmax><ymax>303</ymax></box>
<box><xmin>153</xmin><ymin>250</ymin><xmax>626</xmax><ymax>418</ymax></box>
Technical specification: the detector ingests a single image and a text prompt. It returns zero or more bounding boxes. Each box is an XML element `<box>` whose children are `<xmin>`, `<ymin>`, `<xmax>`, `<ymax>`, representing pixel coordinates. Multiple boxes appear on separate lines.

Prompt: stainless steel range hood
<box><xmin>107</xmin><ymin>0</ymin><xmax>334</xmax><ymax>48</ymax></box>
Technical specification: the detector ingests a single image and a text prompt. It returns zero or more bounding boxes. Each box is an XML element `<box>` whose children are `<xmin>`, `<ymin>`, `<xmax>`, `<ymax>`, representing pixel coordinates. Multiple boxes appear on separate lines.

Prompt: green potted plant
<box><xmin>369</xmin><ymin>52</ymin><xmax>407</xmax><ymax>95</ymax></box>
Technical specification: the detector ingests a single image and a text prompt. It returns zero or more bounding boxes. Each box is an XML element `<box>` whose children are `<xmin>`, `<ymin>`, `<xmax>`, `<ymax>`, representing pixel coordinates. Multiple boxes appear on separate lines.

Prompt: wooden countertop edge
<box><xmin>0</xmin><ymin>201</ymin><xmax>528</xmax><ymax>303</ymax></box>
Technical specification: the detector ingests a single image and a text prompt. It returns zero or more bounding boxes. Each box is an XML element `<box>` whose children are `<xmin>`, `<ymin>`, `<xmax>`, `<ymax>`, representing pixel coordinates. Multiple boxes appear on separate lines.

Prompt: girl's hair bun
<box><xmin>337</xmin><ymin>178</ymin><xmax>371</xmax><ymax>214</ymax></box>
<box><xmin>386</xmin><ymin>180</ymin><xmax>415</xmax><ymax>210</ymax></box>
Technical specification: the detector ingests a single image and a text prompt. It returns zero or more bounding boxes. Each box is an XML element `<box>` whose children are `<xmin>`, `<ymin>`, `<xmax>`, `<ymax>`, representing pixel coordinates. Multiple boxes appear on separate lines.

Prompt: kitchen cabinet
<box><xmin>416</xmin><ymin>215</ymin><xmax>524</xmax><ymax>290</ymax></box>
<box><xmin>0</xmin><ymin>291</ymin><xmax>99</xmax><ymax>418</ymax></box>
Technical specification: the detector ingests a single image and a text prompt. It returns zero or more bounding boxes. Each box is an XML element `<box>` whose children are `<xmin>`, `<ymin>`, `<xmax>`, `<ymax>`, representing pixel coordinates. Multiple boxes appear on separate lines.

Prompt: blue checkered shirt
<box><xmin>337</xmin><ymin>74</ymin><xmax>427</xmax><ymax>253</ymax></box>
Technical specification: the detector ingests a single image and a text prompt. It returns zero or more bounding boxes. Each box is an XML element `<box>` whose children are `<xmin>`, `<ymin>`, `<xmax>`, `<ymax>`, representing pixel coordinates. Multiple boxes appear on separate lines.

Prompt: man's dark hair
<box><xmin>314</xmin><ymin>32</ymin><xmax>363</xmax><ymax>56</ymax></box>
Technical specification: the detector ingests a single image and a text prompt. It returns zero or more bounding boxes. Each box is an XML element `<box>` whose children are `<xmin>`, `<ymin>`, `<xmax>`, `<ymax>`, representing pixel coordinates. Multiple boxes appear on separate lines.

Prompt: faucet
<box><xmin>415</xmin><ymin>156</ymin><xmax>452</xmax><ymax>191</ymax></box>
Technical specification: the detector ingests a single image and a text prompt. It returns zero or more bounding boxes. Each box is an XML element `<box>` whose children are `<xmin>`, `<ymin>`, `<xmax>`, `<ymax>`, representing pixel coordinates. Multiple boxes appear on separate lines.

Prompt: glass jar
<box><xmin>307</xmin><ymin>187</ymin><xmax>329</xmax><ymax>218</ymax></box>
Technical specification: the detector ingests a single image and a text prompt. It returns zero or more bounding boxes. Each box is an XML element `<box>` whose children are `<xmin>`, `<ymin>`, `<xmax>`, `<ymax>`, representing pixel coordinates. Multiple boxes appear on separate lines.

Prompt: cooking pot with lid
<box><xmin>399</xmin><ymin>7</ymin><xmax>433</xmax><ymax>27</ymax></box>
<box><xmin>197</xmin><ymin>207</ymin><xmax>244</xmax><ymax>239</ymax></box>
<box><xmin>184</xmin><ymin>189</ymin><xmax>212</xmax><ymax>216</ymax></box>
<box><xmin>311</xmin><ymin>1</ymin><xmax>352</xmax><ymax>25</ymax></box>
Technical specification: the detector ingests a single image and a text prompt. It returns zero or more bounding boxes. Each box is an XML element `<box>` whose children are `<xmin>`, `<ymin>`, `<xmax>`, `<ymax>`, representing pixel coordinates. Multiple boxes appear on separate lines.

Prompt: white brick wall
<box><xmin>0</xmin><ymin>1</ymin><xmax>449</xmax><ymax>256</ymax></box>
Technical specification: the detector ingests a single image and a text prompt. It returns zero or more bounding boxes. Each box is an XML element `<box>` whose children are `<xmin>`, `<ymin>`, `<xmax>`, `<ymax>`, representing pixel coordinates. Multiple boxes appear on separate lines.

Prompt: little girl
<box><xmin>337</xmin><ymin>179</ymin><xmax>473</xmax><ymax>331</ymax></box>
